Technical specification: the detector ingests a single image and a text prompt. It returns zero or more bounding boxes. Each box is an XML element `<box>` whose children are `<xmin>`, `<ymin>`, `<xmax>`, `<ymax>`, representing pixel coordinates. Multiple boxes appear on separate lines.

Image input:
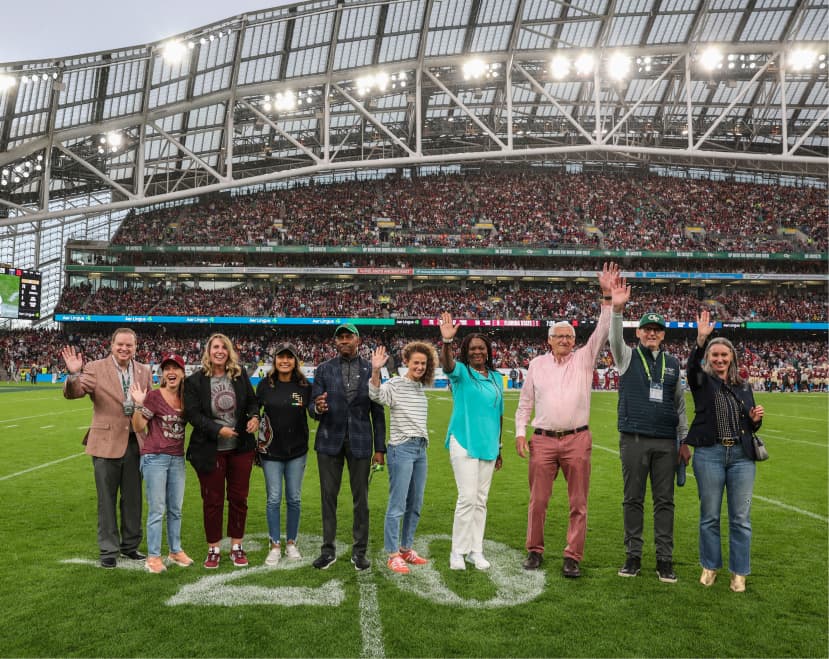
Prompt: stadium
<box><xmin>0</xmin><ymin>1</ymin><xmax>827</xmax><ymax>657</ymax></box>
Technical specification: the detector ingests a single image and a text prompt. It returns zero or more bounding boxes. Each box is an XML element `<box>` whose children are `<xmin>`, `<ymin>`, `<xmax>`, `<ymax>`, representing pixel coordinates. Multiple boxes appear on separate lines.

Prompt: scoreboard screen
<box><xmin>0</xmin><ymin>267</ymin><xmax>42</xmax><ymax>320</ymax></box>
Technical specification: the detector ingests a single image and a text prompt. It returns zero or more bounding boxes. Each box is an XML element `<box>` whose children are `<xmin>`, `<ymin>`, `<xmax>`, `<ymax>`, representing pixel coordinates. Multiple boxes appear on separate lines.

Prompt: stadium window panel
<box><xmin>470</xmin><ymin>26</ymin><xmax>511</xmax><ymax>52</ymax></box>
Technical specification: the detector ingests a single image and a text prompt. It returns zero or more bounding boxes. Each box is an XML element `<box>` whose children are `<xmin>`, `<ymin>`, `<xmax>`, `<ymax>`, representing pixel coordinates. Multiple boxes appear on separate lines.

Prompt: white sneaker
<box><xmin>265</xmin><ymin>546</ymin><xmax>281</xmax><ymax>567</ymax></box>
<box><xmin>450</xmin><ymin>552</ymin><xmax>466</xmax><ymax>570</ymax></box>
<box><xmin>467</xmin><ymin>552</ymin><xmax>491</xmax><ymax>570</ymax></box>
<box><xmin>285</xmin><ymin>543</ymin><xmax>301</xmax><ymax>560</ymax></box>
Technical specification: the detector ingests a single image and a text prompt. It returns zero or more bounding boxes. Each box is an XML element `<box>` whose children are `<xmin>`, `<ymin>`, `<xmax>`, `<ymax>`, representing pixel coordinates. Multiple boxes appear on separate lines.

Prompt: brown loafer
<box><xmin>523</xmin><ymin>551</ymin><xmax>543</xmax><ymax>570</ymax></box>
<box><xmin>563</xmin><ymin>557</ymin><xmax>581</xmax><ymax>578</ymax></box>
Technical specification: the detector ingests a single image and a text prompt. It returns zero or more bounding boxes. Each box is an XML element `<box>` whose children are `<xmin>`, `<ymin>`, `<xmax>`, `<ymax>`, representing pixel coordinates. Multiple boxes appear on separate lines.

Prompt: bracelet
<box><xmin>442</xmin><ymin>338</ymin><xmax>454</xmax><ymax>344</ymax></box>
<box><xmin>602</xmin><ymin>295</ymin><xmax>612</xmax><ymax>300</ymax></box>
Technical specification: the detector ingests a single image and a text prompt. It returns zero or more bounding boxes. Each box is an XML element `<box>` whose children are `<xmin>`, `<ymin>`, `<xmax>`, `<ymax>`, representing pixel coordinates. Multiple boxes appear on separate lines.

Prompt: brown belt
<box><xmin>534</xmin><ymin>426</ymin><xmax>589</xmax><ymax>439</ymax></box>
<box><xmin>721</xmin><ymin>438</ymin><xmax>738</xmax><ymax>446</ymax></box>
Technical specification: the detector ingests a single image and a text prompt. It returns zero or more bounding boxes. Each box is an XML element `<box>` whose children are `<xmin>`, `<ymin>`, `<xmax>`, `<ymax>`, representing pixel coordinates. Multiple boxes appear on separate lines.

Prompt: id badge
<box><xmin>649</xmin><ymin>382</ymin><xmax>664</xmax><ymax>402</ymax></box>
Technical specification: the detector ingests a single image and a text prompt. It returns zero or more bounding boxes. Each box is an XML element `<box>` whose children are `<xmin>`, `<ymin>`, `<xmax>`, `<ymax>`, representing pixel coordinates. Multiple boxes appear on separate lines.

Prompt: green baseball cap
<box><xmin>638</xmin><ymin>312</ymin><xmax>666</xmax><ymax>329</ymax></box>
<box><xmin>334</xmin><ymin>323</ymin><xmax>359</xmax><ymax>336</ymax></box>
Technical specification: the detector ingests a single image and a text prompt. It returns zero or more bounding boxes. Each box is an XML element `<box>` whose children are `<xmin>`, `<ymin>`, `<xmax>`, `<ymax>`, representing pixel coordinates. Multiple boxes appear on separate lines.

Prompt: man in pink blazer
<box><xmin>61</xmin><ymin>328</ymin><xmax>153</xmax><ymax>568</ymax></box>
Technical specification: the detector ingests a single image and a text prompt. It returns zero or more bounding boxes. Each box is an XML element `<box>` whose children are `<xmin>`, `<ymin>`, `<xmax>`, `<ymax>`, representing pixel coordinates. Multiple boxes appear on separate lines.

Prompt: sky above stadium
<box><xmin>1</xmin><ymin>0</ymin><xmax>295</xmax><ymax>62</ymax></box>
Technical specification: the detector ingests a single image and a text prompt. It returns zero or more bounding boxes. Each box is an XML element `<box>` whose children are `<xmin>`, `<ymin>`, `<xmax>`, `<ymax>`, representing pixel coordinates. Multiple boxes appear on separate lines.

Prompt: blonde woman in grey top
<box><xmin>369</xmin><ymin>341</ymin><xmax>438</xmax><ymax>574</ymax></box>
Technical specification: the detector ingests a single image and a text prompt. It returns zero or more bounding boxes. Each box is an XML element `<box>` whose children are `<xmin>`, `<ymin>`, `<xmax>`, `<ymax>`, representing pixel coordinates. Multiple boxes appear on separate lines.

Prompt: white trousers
<box><xmin>449</xmin><ymin>435</ymin><xmax>496</xmax><ymax>555</ymax></box>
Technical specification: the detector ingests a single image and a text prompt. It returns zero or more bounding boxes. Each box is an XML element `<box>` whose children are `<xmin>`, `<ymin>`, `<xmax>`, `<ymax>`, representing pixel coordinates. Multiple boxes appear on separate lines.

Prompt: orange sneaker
<box><xmin>400</xmin><ymin>548</ymin><xmax>428</xmax><ymax>565</ymax></box>
<box><xmin>387</xmin><ymin>555</ymin><xmax>410</xmax><ymax>574</ymax></box>
<box><xmin>145</xmin><ymin>556</ymin><xmax>166</xmax><ymax>574</ymax></box>
<box><xmin>168</xmin><ymin>551</ymin><xmax>194</xmax><ymax>567</ymax></box>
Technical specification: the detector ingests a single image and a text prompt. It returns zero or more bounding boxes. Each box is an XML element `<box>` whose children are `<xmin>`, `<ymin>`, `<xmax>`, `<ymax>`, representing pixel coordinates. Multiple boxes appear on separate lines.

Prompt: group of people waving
<box><xmin>61</xmin><ymin>262</ymin><xmax>766</xmax><ymax>593</ymax></box>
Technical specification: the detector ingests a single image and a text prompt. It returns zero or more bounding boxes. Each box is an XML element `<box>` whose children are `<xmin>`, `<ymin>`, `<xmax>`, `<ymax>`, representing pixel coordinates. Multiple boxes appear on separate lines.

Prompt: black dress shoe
<box><xmin>523</xmin><ymin>551</ymin><xmax>543</xmax><ymax>570</ymax></box>
<box><xmin>562</xmin><ymin>557</ymin><xmax>581</xmax><ymax>578</ymax></box>
<box><xmin>351</xmin><ymin>555</ymin><xmax>370</xmax><ymax>571</ymax></box>
<box><xmin>121</xmin><ymin>550</ymin><xmax>146</xmax><ymax>561</ymax></box>
<box><xmin>100</xmin><ymin>557</ymin><xmax>117</xmax><ymax>569</ymax></box>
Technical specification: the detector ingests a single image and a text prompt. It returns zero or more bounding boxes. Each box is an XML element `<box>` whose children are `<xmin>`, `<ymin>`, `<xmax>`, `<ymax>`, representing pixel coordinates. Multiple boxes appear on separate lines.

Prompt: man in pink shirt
<box><xmin>515</xmin><ymin>263</ymin><xmax>620</xmax><ymax>577</ymax></box>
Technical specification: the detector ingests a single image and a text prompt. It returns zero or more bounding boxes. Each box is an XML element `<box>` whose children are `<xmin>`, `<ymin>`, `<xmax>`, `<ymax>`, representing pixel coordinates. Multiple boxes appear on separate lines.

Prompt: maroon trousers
<box><xmin>196</xmin><ymin>450</ymin><xmax>255</xmax><ymax>544</ymax></box>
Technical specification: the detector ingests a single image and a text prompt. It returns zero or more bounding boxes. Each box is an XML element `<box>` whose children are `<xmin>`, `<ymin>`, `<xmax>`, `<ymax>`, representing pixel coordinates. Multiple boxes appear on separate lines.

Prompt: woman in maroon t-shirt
<box><xmin>130</xmin><ymin>353</ymin><xmax>192</xmax><ymax>574</ymax></box>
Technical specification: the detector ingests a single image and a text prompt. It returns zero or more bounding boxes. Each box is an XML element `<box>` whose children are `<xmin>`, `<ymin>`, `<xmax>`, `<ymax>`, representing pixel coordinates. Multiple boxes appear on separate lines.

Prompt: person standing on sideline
<box><xmin>184</xmin><ymin>333</ymin><xmax>260</xmax><ymax>569</ymax></box>
<box><xmin>609</xmin><ymin>287</ymin><xmax>689</xmax><ymax>583</ymax></box>
<box><xmin>61</xmin><ymin>328</ymin><xmax>153</xmax><ymax>569</ymax></box>
<box><xmin>515</xmin><ymin>263</ymin><xmax>618</xmax><ymax>578</ymax></box>
<box><xmin>686</xmin><ymin>310</ymin><xmax>765</xmax><ymax>593</ymax></box>
<box><xmin>369</xmin><ymin>342</ymin><xmax>438</xmax><ymax>574</ymax></box>
<box><xmin>255</xmin><ymin>343</ymin><xmax>316</xmax><ymax>566</ymax></box>
<box><xmin>129</xmin><ymin>353</ymin><xmax>193</xmax><ymax>574</ymax></box>
<box><xmin>439</xmin><ymin>313</ymin><xmax>503</xmax><ymax>571</ymax></box>
<box><xmin>310</xmin><ymin>323</ymin><xmax>386</xmax><ymax>571</ymax></box>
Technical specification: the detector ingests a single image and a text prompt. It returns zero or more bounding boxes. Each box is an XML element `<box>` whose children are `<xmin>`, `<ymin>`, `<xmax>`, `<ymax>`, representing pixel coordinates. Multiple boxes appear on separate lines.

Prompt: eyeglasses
<box><xmin>550</xmin><ymin>335</ymin><xmax>575</xmax><ymax>340</ymax></box>
<box><xmin>640</xmin><ymin>327</ymin><xmax>665</xmax><ymax>334</ymax></box>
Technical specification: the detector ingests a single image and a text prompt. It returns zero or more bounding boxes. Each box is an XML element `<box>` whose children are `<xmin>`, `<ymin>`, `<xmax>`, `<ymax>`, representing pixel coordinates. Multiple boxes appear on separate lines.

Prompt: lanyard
<box><xmin>636</xmin><ymin>347</ymin><xmax>665</xmax><ymax>385</ymax></box>
<box><xmin>114</xmin><ymin>357</ymin><xmax>131</xmax><ymax>397</ymax></box>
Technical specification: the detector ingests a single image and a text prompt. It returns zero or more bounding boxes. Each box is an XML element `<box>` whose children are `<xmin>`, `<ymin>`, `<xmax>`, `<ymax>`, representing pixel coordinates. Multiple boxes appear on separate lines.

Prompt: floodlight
<box><xmin>0</xmin><ymin>75</ymin><xmax>16</xmax><ymax>91</ymax></box>
<box><xmin>106</xmin><ymin>132</ymin><xmax>123</xmax><ymax>148</ymax></box>
<box><xmin>550</xmin><ymin>55</ymin><xmax>570</xmax><ymax>79</ymax></box>
<box><xmin>607</xmin><ymin>53</ymin><xmax>631</xmax><ymax>80</ymax></box>
<box><xmin>375</xmin><ymin>72</ymin><xmax>389</xmax><ymax>91</ymax></box>
<box><xmin>463</xmin><ymin>59</ymin><xmax>486</xmax><ymax>80</ymax></box>
<box><xmin>574</xmin><ymin>53</ymin><xmax>594</xmax><ymax>76</ymax></box>
<box><xmin>162</xmin><ymin>40</ymin><xmax>188</xmax><ymax>63</ymax></box>
<box><xmin>789</xmin><ymin>49</ymin><xmax>817</xmax><ymax>71</ymax></box>
<box><xmin>699</xmin><ymin>47</ymin><xmax>723</xmax><ymax>71</ymax></box>
<box><xmin>275</xmin><ymin>91</ymin><xmax>296</xmax><ymax>111</ymax></box>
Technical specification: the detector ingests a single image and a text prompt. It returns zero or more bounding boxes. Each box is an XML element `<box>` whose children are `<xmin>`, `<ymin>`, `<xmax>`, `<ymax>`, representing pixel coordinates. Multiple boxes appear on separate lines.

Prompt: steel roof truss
<box><xmin>146</xmin><ymin>120</ymin><xmax>226</xmax><ymax>183</ymax></box>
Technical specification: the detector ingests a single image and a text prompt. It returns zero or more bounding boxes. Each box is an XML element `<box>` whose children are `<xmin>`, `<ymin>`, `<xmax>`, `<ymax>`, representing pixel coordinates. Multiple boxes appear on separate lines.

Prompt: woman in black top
<box><xmin>256</xmin><ymin>343</ymin><xmax>317</xmax><ymax>566</ymax></box>
<box><xmin>685</xmin><ymin>310</ymin><xmax>765</xmax><ymax>593</ymax></box>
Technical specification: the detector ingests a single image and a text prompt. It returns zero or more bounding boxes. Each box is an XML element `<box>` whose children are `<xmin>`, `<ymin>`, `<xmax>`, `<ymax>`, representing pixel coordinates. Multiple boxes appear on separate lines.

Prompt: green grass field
<box><xmin>0</xmin><ymin>385</ymin><xmax>826</xmax><ymax>658</ymax></box>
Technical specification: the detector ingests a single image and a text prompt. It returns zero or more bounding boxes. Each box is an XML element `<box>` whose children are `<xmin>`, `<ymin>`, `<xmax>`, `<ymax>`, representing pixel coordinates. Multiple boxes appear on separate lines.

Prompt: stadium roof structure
<box><xmin>0</xmin><ymin>0</ymin><xmax>826</xmax><ymax>318</ymax></box>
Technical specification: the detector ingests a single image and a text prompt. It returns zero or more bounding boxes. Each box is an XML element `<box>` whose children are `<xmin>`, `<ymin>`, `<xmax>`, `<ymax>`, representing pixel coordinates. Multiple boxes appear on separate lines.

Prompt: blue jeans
<box><xmin>262</xmin><ymin>453</ymin><xmax>307</xmax><ymax>544</ymax></box>
<box><xmin>140</xmin><ymin>453</ymin><xmax>185</xmax><ymax>557</ymax></box>
<box><xmin>692</xmin><ymin>443</ymin><xmax>756</xmax><ymax>575</ymax></box>
<box><xmin>384</xmin><ymin>438</ymin><xmax>428</xmax><ymax>554</ymax></box>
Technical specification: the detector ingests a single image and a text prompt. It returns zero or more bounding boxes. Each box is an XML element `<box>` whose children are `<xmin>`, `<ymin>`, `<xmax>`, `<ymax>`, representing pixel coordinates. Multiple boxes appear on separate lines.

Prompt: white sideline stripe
<box><xmin>754</xmin><ymin>496</ymin><xmax>828</xmax><ymax>523</ymax></box>
<box><xmin>594</xmin><ymin>443</ymin><xmax>827</xmax><ymax>523</ymax></box>
<box><xmin>0</xmin><ymin>408</ymin><xmax>89</xmax><ymax>423</ymax></box>
<box><xmin>358</xmin><ymin>576</ymin><xmax>385</xmax><ymax>659</ymax></box>
<box><xmin>0</xmin><ymin>453</ymin><xmax>85</xmax><ymax>482</ymax></box>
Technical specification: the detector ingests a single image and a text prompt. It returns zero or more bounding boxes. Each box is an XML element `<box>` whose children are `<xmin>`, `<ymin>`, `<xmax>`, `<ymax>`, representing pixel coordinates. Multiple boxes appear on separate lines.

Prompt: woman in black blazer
<box><xmin>684</xmin><ymin>310</ymin><xmax>764</xmax><ymax>593</ymax></box>
<box><xmin>184</xmin><ymin>333</ymin><xmax>260</xmax><ymax>570</ymax></box>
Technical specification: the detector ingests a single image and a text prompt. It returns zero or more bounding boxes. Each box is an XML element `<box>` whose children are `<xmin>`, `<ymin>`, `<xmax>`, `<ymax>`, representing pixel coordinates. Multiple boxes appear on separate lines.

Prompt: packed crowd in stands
<box><xmin>2</xmin><ymin>328</ymin><xmax>826</xmax><ymax>392</ymax></box>
<box><xmin>110</xmin><ymin>170</ymin><xmax>827</xmax><ymax>252</ymax></box>
<box><xmin>56</xmin><ymin>282</ymin><xmax>828</xmax><ymax>322</ymax></box>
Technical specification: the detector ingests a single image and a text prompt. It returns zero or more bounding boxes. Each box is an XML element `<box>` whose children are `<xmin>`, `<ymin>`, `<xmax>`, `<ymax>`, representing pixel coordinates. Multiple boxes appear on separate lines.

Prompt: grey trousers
<box><xmin>92</xmin><ymin>434</ymin><xmax>143</xmax><ymax>558</ymax></box>
<box><xmin>317</xmin><ymin>442</ymin><xmax>370</xmax><ymax>558</ymax></box>
<box><xmin>619</xmin><ymin>432</ymin><xmax>677</xmax><ymax>561</ymax></box>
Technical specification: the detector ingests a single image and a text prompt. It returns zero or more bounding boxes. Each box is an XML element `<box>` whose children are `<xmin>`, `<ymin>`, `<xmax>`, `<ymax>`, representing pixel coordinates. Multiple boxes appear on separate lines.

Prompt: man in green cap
<box><xmin>310</xmin><ymin>323</ymin><xmax>386</xmax><ymax>571</ymax></box>
<box><xmin>609</xmin><ymin>290</ymin><xmax>688</xmax><ymax>584</ymax></box>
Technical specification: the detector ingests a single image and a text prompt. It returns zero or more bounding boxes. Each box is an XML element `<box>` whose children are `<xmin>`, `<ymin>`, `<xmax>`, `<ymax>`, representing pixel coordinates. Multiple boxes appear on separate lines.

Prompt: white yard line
<box><xmin>0</xmin><ymin>408</ymin><xmax>89</xmax><ymax>424</ymax></box>
<box><xmin>753</xmin><ymin>496</ymin><xmax>828</xmax><ymax>523</ymax></box>
<box><xmin>358</xmin><ymin>574</ymin><xmax>385</xmax><ymax>659</ymax></box>
<box><xmin>756</xmin><ymin>429</ymin><xmax>825</xmax><ymax>447</ymax></box>
<box><xmin>0</xmin><ymin>453</ymin><xmax>85</xmax><ymax>482</ymax></box>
